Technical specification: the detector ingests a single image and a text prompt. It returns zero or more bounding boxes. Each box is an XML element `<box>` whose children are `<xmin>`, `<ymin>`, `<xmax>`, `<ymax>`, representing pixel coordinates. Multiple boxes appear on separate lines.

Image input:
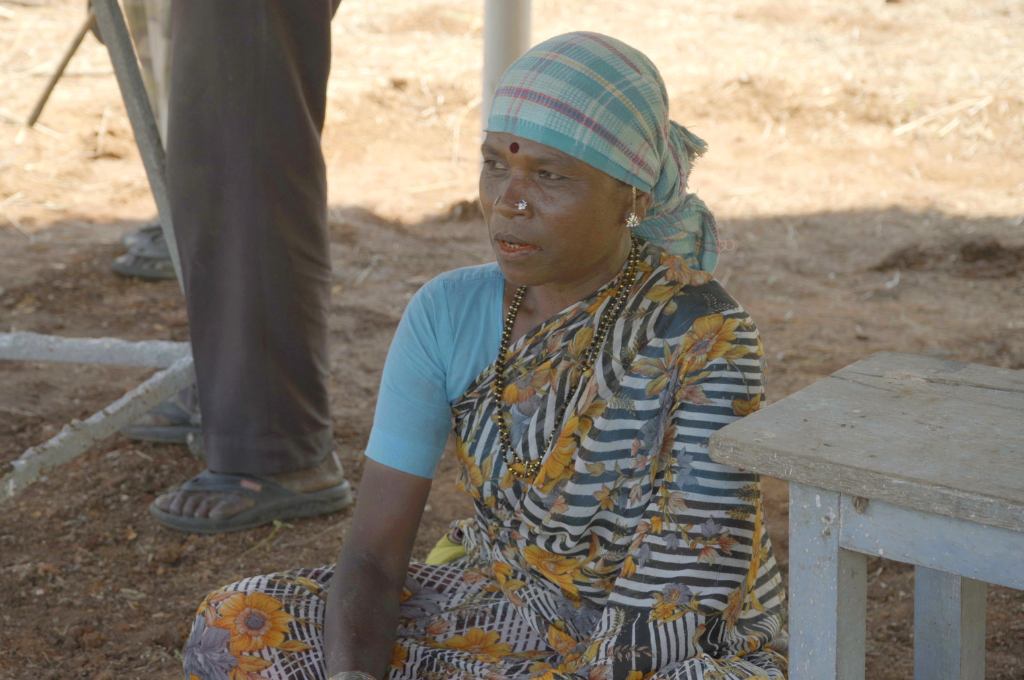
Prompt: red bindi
<box><xmin>509</xmin><ymin>142</ymin><xmax>519</xmax><ymax>153</ymax></box>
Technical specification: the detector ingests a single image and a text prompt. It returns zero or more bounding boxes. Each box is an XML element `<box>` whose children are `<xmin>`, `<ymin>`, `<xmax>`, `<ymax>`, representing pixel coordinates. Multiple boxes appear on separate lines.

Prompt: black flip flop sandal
<box><xmin>121</xmin><ymin>396</ymin><xmax>200</xmax><ymax>445</ymax></box>
<box><xmin>122</xmin><ymin>221</ymin><xmax>163</xmax><ymax>249</ymax></box>
<box><xmin>149</xmin><ymin>470</ymin><xmax>353</xmax><ymax>534</ymax></box>
<box><xmin>112</xmin><ymin>226</ymin><xmax>175</xmax><ymax>280</ymax></box>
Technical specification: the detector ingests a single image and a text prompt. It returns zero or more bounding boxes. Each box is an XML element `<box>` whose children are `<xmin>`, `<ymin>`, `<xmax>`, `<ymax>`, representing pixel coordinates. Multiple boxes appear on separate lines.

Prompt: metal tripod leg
<box><xmin>91</xmin><ymin>0</ymin><xmax>182</xmax><ymax>285</ymax></box>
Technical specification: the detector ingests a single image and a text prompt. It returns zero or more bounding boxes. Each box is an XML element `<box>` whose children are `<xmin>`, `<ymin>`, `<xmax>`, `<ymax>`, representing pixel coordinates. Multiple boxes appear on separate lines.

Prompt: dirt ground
<box><xmin>1</xmin><ymin>0</ymin><xmax>1023</xmax><ymax>678</ymax></box>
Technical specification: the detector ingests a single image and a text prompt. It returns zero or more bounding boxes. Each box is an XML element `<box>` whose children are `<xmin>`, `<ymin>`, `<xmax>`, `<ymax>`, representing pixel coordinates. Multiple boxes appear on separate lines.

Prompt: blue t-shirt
<box><xmin>365</xmin><ymin>263</ymin><xmax>504</xmax><ymax>478</ymax></box>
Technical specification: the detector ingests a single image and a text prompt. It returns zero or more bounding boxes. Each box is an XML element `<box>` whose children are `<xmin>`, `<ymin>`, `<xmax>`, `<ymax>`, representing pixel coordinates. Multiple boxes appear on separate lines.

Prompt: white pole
<box><xmin>482</xmin><ymin>0</ymin><xmax>531</xmax><ymax>133</ymax></box>
<box><xmin>0</xmin><ymin>332</ymin><xmax>188</xmax><ymax>368</ymax></box>
<box><xmin>1</xmin><ymin>356</ymin><xmax>195</xmax><ymax>502</ymax></box>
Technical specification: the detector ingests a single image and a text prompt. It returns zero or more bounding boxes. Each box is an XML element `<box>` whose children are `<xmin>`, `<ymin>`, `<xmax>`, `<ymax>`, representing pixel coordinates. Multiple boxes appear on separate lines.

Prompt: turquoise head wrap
<box><xmin>486</xmin><ymin>31</ymin><xmax>719</xmax><ymax>272</ymax></box>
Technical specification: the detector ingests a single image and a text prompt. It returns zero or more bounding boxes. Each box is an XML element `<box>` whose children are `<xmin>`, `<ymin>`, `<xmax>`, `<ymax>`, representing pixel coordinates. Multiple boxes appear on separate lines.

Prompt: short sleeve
<box><xmin>365</xmin><ymin>279</ymin><xmax>454</xmax><ymax>479</ymax></box>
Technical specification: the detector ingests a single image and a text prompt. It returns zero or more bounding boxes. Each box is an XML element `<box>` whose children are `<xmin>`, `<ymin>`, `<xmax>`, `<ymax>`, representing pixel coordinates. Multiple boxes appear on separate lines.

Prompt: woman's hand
<box><xmin>323</xmin><ymin>459</ymin><xmax>432</xmax><ymax>679</ymax></box>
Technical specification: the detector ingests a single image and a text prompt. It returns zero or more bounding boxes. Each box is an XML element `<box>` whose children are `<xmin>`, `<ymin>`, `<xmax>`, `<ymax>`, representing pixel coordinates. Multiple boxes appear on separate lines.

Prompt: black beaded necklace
<box><xmin>494</xmin><ymin>236</ymin><xmax>641</xmax><ymax>480</ymax></box>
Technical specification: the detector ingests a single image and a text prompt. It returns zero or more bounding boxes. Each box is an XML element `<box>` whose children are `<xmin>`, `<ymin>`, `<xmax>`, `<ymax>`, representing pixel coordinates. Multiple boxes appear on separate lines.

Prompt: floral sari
<box><xmin>183</xmin><ymin>243</ymin><xmax>786</xmax><ymax>680</ymax></box>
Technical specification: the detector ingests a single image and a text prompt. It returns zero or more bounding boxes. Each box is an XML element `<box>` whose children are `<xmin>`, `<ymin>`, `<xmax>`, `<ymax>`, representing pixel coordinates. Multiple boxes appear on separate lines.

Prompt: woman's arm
<box><xmin>324</xmin><ymin>459</ymin><xmax>432</xmax><ymax>679</ymax></box>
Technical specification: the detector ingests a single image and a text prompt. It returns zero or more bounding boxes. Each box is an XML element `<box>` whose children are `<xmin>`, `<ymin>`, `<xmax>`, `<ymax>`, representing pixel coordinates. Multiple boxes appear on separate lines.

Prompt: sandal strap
<box><xmin>111</xmin><ymin>251</ymin><xmax>176</xmax><ymax>280</ymax></box>
<box><xmin>177</xmin><ymin>470</ymin><xmax>289</xmax><ymax>497</ymax></box>
<box><xmin>129</xmin><ymin>230</ymin><xmax>170</xmax><ymax>259</ymax></box>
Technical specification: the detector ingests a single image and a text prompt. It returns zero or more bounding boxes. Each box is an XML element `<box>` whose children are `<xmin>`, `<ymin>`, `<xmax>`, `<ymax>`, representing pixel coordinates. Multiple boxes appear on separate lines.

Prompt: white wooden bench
<box><xmin>709</xmin><ymin>352</ymin><xmax>1024</xmax><ymax>680</ymax></box>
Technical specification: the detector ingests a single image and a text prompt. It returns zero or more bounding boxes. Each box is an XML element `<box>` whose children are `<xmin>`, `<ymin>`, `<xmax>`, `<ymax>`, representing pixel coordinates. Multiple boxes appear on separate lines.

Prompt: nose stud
<box><xmin>515</xmin><ymin>199</ymin><xmax>528</xmax><ymax>211</ymax></box>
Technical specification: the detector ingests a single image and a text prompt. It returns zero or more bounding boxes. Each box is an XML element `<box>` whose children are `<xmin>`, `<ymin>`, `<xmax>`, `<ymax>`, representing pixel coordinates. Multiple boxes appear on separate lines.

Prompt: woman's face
<box><xmin>479</xmin><ymin>131</ymin><xmax>634</xmax><ymax>291</ymax></box>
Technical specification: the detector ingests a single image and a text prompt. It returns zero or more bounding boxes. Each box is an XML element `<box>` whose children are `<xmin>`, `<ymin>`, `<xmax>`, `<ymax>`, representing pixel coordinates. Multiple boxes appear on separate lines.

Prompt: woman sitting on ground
<box><xmin>182</xmin><ymin>32</ymin><xmax>786</xmax><ymax>680</ymax></box>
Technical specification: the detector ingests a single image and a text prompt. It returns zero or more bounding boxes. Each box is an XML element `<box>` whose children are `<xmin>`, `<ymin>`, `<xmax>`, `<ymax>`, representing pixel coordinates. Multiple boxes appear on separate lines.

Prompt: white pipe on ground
<box><xmin>1</xmin><ymin>356</ymin><xmax>195</xmax><ymax>502</ymax></box>
<box><xmin>0</xmin><ymin>332</ymin><xmax>189</xmax><ymax>368</ymax></box>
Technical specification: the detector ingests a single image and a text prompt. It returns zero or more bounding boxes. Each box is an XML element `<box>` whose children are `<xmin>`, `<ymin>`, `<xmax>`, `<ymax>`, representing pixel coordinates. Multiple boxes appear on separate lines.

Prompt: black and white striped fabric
<box><xmin>182</xmin><ymin>243</ymin><xmax>786</xmax><ymax>679</ymax></box>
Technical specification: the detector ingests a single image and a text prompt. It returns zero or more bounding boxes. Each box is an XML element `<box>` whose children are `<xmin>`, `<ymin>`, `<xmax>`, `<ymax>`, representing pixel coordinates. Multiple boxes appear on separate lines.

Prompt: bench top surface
<box><xmin>708</xmin><ymin>352</ymin><xmax>1024</xmax><ymax>531</ymax></box>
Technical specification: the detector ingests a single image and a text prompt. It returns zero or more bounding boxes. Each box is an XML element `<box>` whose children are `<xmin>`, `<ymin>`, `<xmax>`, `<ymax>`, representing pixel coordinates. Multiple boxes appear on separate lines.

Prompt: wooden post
<box><xmin>914</xmin><ymin>567</ymin><xmax>987</xmax><ymax>680</ymax></box>
<box><xmin>26</xmin><ymin>10</ymin><xmax>97</xmax><ymax>128</ymax></box>
<box><xmin>789</xmin><ymin>483</ymin><xmax>867</xmax><ymax>680</ymax></box>
<box><xmin>482</xmin><ymin>0</ymin><xmax>531</xmax><ymax>131</ymax></box>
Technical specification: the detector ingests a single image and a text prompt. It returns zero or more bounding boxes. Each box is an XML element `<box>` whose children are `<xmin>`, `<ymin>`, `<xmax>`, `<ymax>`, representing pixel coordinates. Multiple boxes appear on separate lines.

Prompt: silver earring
<box><xmin>626</xmin><ymin>187</ymin><xmax>640</xmax><ymax>229</ymax></box>
<box><xmin>515</xmin><ymin>199</ymin><xmax>528</xmax><ymax>211</ymax></box>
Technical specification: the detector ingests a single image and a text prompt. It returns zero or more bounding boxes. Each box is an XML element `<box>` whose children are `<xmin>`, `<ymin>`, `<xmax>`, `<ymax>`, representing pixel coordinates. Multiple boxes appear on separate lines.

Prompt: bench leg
<box><xmin>913</xmin><ymin>567</ymin><xmax>986</xmax><ymax>680</ymax></box>
<box><xmin>789</xmin><ymin>483</ymin><xmax>867</xmax><ymax>680</ymax></box>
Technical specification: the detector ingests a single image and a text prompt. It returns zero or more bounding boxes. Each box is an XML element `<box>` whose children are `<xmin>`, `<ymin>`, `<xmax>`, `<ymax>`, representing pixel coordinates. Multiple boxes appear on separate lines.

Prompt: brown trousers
<box><xmin>167</xmin><ymin>0</ymin><xmax>342</xmax><ymax>475</ymax></box>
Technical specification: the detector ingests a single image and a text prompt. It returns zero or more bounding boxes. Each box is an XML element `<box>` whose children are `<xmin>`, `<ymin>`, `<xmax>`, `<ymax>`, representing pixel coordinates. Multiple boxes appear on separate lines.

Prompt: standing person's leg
<box><xmin>152</xmin><ymin>0</ymin><xmax>349</xmax><ymax>533</ymax></box>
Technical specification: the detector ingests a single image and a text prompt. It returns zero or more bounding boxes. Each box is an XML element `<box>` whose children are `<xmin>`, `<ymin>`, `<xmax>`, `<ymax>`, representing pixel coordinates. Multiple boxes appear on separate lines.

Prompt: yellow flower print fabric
<box><xmin>182</xmin><ymin>243</ymin><xmax>786</xmax><ymax>680</ymax></box>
